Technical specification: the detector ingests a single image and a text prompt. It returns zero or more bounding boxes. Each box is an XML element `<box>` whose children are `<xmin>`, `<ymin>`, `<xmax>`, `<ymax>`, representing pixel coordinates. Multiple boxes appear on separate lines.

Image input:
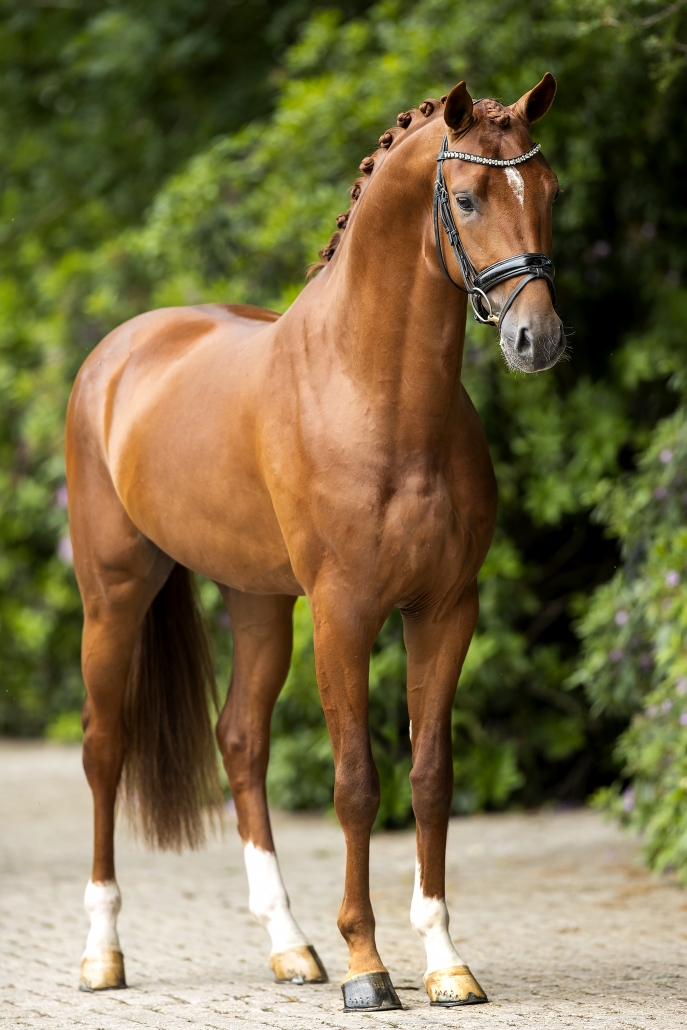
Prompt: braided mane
<box><xmin>307</xmin><ymin>96</ymin><xmax>513</xmax><ymax>279</ymax></box>
<box><xmin>306</xmin><ymin>95</ymin><xmax>447</xmax><ymax>279</ymax></box>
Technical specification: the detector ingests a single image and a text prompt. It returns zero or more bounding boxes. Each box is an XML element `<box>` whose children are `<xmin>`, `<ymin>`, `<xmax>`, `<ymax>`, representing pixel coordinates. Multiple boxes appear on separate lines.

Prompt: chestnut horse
<box><xmin>67</xmin><ymin>75</ymin><xmax>563</xmax><ymax>1009</ymax></box>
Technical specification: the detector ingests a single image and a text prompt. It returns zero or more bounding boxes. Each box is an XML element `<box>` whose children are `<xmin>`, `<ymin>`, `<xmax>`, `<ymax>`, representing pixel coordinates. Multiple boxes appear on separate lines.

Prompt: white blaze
<box><xmin>243</xmin><ymin>841</ymin><xmax>309</xmax><ymax>954</ymax></box>
<box><xmin>83</xmin><ymin>879</ymin><xmax>122</xmax><ymax>957</ymax></box>
<box><xmin>410</xmin><ymin>861</ymin><xmax>464</xmax><ymax>974</ymax></box>
<box><xmin>504</xmin><ymin>166</ymin><xmax>525</xmax><ymax>207</ymax></box>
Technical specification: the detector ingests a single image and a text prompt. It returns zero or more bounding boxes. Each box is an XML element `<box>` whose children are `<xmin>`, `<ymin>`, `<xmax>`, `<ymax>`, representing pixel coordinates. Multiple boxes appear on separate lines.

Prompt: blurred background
<box><xmin>0</xmin><ymin>0</ymin><xmax>686</xmax><ymax>879</ymax></box>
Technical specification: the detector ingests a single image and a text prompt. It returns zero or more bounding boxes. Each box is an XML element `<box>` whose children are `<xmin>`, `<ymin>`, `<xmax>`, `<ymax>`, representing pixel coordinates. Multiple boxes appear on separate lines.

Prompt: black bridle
<box><xmin>433</xmin><ymin>132</ymin><xmax>555</xmax><ymax>330</ymax></box>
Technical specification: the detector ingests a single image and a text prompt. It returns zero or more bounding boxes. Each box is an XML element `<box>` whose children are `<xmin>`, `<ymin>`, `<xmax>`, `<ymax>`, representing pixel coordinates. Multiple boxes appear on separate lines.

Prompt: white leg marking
<box><xmin>83</xmin><ymin>879</ymin><xmax>122</xmax><ymax>957</ymax></box>
<box><xmin>243</xmin><ymin>841</ymin><xmax>309</xmax><ymax>954</ymax></box>
<box><xmin>410</xmin><ymin>861</ymin><xmax>464</xmax><ymax>974</ymax></box>
<box><xmin>505</xmin><ymin>166</ymin><xmax>525</xmax><ymax>207</ymax></box>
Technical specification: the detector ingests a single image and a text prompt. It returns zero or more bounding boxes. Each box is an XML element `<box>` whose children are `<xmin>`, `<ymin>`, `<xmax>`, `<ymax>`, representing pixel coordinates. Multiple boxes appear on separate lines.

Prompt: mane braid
<box><xmin>306</xmin><ymin>94</ymin><xmax>448</xmax><ymax>279</ymax></box>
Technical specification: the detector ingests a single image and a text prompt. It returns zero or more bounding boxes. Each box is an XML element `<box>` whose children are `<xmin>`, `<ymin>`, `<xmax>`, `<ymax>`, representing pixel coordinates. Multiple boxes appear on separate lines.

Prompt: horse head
<box><xmin>440</xmin><ymin>74</ymin><xmax>564</xmax><ymax>372</ymax></box>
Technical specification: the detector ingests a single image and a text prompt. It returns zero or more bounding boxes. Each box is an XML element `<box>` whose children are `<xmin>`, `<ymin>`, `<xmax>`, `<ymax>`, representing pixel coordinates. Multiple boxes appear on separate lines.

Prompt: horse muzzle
<box><xmin>499</xmin><ymin>308</ymin><xmax>566</xmax><ymax>373</ymax></box>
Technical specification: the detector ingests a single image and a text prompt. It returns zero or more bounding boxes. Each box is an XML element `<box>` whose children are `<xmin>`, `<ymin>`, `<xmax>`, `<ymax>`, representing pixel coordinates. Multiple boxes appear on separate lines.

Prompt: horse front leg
<box><xmin>216</xmin><ymin>588</ymin><xmax>327</xmax><ymax>985</ymax></box>
<box><xmin>404</xmin><ymin>581</ymin><xmax>488</xmax><ymax>1007</ymax></box>
<box><xmin>311</xmin><ymin>592</ymin><xmax>402</xmax><ymax>1013</ymax></box>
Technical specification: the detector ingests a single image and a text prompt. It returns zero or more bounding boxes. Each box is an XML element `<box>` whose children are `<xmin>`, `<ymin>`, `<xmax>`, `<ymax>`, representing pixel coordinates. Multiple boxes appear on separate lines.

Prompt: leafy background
<box><xmin>2</xmin><ymin>0</ymin><xmax>687</xmax><ymax>876</ymax></box>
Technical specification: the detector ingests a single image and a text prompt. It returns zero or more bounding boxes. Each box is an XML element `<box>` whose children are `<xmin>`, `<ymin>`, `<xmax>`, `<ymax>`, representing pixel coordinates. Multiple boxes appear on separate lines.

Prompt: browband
<box><xmin>437</xmin><ymin>142</ymin><xmax>542</xmax><ymax>168</ymax></box>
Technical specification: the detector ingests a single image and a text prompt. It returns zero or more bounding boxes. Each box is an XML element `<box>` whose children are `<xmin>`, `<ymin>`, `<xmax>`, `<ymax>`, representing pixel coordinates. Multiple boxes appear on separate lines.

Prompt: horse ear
<box><xmin>444</xmin><ymin>81</ymin><xmax>474</xmax><ymax>133</ymax></box>
<box><xmin>511</xmin><ymin>72</ymin><xmax>557</xmax><ymax>125</ymax></box>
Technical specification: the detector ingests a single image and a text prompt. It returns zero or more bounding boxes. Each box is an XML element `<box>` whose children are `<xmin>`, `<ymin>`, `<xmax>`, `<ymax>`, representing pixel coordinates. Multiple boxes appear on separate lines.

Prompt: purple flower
<box><xmin>665</xmin><ymin>570</ymin><xmax>681</xmax><ymax>587</ymax></box>
<box><xmin>614</xmin><ymin>609</ymin><xmax>629</xmax><ymax>626</ymax></box>
<box><xmin>610</xmin><ymin>648</ymin><xmax>624</xmax><ymax>662</ymax></box>
<box><xmin>681</xmin><ymin>713</ymin><xmax>687</xmax><ymax>727</ymax></box>
<box><xmin>659</xmin><ymin>448</ymin><xmax>674</xmax><ymax>464</ymax></box>
<box><xmin>677</xmin><ymin>678</ymin><xmax>687</xmax><ymax>696</ymax></box>
<box><xmin>654</xmin><ymin>486</ymin><xmax>668</xmax><ymax>500</ymax></box>
<box><xmin>57</xmin><ymin>535</ymin><xmax>73</xmax><ymax>564</ymax></box>
<box><xmin>638</xmin><ymin>653</ymin><xmax>653</xmax><ymax>671</ymax></box>
<box><xmin>54</xmin><ymin>484</ymin><xmax>68</xmax><ymax>509</ymax></box>
<box><xmin>662</xmin><ymin>699</ymin><xmax>673</xmax><ymax>713</ymax></box>
<box><xmin>592</xmin><ymin>240</ymin><xmax>611</xmax><ymax>259</ymax></box>
<box><xmin>622</xmin><ymin>787</ymin><xmax>635</xmax><ymax>812</ymax></box>
<box><xmin>646</xmin><ymin>705</ymin><xmax>658</xmax><ymax>718</ymax></box>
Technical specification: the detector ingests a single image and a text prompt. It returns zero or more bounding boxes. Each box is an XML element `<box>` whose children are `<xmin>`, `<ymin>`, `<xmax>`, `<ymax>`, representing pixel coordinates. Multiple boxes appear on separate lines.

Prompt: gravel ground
<box><xmin>1</xmin><ymin>741</ymin><xmax>686</xmax><ymax>1030</ymax></box>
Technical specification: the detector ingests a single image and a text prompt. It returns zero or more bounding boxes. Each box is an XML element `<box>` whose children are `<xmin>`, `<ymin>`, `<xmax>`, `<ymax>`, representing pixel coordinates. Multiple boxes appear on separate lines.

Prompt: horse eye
<box><xmin>553</xmin><ymin>187</ymin><xmax>560</xmax><ymax>202</ymax></box>
<box><xmin>456</xmin><ymin>196</ymin><xmax>474</xmax><ymax>212</ymax></box>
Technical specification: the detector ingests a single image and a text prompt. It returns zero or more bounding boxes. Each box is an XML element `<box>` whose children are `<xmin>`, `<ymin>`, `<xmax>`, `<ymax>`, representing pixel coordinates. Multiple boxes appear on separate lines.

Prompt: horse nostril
<box><xmin>515</xmin><ymin>326</ymin><xmax>533</xmax><ymax>359</ymax></box>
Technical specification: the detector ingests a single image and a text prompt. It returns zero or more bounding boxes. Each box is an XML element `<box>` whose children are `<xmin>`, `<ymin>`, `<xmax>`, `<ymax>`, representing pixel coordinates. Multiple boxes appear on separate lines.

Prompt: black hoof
<box><xmin>342</xmin><ymin>971</ymin><xmax>402</xmax><ymax>1011</ymax></box>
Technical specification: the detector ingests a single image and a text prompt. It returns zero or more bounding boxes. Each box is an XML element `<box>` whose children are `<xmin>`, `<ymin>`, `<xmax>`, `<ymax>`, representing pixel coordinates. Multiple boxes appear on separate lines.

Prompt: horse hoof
<box><xmin>424</xmin><ymin>964</ymin><xmax>488</xmax><ymax>1006</ymax></box>
<box><xmin>341</xmin><ymin>971</ymin><xmax>402</xmax><ymax>1011</ymax></box>
<box><xmin>79</xmin><ymin>950</ymin><xmax>127</xmax><ymax>991</ymax></box>
<box><xmin>270</xmin><ymin>944</ymin><xmax>328</xmax><ymax>983</ymax></box>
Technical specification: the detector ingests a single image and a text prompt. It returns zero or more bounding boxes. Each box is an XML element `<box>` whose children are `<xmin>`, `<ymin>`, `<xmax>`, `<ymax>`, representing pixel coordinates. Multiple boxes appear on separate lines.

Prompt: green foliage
<box><xmin>574</xmin><ymin>407</ymin><xmax>687</xmax><ymax>880</ymax></box>
<box><xmin>2</xmin><ymin>0</ymin><xmax>687</xmax><ymax>861</ymax></box>
<box><xmin>267</xmin><ymin>599</ymin><xmax>334</xmax><ymax>811</ymax></box>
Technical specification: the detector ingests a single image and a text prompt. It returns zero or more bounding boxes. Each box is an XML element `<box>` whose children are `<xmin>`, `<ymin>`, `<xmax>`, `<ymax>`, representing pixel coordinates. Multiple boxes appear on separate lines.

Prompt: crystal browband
<box><xmin>437</xmin><ymin>142</ymin><xmax>541</xmax><ymax>167</ymax></box>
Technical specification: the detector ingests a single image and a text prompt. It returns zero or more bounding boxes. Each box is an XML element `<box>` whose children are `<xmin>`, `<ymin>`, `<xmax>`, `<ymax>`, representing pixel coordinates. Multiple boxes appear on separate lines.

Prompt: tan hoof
<box><xmin>270</xmin><ymin>944</ymin><xmax>328</xmax><ymax>983</ymax></box>
<box><xmin>424</xmin><ymin>964</ymin><xmax>488</xmax><ymax>1006</ymax></box>
<box><xmin>79</xmin><ymin>950</ymin><xmax>126</xmax><ymax>991</ymax></box>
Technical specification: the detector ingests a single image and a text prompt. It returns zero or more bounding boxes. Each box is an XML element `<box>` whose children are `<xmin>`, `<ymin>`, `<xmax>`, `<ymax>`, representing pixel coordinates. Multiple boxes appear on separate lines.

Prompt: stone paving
<box><xmin>1</xmin><ymin>741</ymin><xmax>686</xmax><ymax>1029</ymax></box>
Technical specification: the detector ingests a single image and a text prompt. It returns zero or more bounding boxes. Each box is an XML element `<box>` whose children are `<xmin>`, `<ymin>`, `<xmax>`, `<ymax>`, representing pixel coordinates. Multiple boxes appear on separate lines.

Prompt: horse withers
<box><xmin>67</xmin><ymin>74</ymin><xmax>563</xmax><ymax>1009</ymax></box>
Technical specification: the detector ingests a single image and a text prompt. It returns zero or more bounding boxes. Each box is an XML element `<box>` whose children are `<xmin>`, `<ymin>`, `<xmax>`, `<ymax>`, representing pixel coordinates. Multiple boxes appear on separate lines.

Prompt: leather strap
<box><xmin>433</xmin><ymin>133</ymin><xmax>555</xmax><ymax>329</ymax></box>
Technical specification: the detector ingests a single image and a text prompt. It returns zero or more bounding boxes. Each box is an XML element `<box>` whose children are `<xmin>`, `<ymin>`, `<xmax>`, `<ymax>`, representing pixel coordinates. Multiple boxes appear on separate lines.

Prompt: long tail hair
<box><xmin>121</xmin><ymin>563</ymin><xmax>222</xmax><ymax>850</ymax></box>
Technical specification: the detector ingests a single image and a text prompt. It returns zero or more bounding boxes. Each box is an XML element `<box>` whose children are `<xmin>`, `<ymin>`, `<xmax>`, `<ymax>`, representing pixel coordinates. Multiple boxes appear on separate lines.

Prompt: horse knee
<box><xmin>410</xmin><ymin>747</ymin><xmax>453</xmax><ymax>827</ymax></box>
<box><xmin>217</xmin><ymin>723</ymin><xmax>268</xmax><ymax>793</ymax></box>
<box><xmin>333</xmin><ymin>752</ymin><xmax>380</xmax><ymax>831</ymax></box>
<box><xmin>82</xmin><ymin>715</ymin><xmax>125</xmax><ymax>786</ymax></box>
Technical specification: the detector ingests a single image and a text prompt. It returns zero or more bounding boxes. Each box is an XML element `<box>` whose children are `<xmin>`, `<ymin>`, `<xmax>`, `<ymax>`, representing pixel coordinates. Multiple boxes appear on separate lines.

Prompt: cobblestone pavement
<box><xmin>1</xmin><ymin>741</ymin><xmax>686</xmax><ymax>1030</ymax></box>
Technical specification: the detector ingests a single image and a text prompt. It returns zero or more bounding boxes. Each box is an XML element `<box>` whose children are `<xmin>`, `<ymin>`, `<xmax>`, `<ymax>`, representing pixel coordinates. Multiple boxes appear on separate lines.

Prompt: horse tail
<box><xmin>121</xmin><ymin>563</ymin><xmax>222</xmax><ymax>850</ymax></box>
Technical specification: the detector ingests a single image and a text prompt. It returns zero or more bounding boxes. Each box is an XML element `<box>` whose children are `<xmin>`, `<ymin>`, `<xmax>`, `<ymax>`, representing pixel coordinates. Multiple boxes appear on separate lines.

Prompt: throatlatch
<box><xmin>433</xmin><ymin>132</ymin><xmax>556</xmax><ymax>330</ymax></box>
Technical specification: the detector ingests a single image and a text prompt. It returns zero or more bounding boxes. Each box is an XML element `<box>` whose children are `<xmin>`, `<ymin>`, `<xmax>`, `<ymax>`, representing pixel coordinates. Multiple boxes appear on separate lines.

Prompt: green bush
<box><xmin>573</xmin><ymin>407</ymin><xmax>687</xmax><ymax>880</ymax></box>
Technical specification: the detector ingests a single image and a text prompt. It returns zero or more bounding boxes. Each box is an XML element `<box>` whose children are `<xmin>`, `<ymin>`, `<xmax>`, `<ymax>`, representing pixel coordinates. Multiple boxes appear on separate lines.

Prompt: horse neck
<box><xmin>316</xmin><ymin>129</ymin><xmax>469</xmax><ymax>453</ymax></box>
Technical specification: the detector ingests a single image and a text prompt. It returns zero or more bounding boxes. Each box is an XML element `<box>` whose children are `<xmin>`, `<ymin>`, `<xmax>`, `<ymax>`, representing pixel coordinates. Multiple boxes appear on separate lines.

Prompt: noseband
<box><xmin>434</xmin><ymin>132</ymin><xmax>555</xmax><ymax>330</ymax></box>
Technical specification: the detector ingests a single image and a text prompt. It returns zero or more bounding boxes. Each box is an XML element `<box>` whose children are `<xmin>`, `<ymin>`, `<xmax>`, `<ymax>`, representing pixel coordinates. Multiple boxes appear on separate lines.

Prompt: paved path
<box><xmin>1</xmin><ymin>742</ymin><xmax>686</xmax><ymax>1029</ymax></box>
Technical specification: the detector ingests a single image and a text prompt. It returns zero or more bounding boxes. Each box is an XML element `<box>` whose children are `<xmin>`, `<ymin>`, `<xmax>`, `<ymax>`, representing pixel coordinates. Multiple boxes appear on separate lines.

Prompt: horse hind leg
<box><xmin>216</xmin><ymin>588</ymin><xmax>327</xmax><ymax>985</ymax></box>
<box><xmin>69</xmin><ymin>454</ymin><xmax>192</xmax><ymax>991</ymax></box>
<box><xmin>77</xmin><ymin>547</ymin><xmax>173</xmax><ymax>989</ymax></box>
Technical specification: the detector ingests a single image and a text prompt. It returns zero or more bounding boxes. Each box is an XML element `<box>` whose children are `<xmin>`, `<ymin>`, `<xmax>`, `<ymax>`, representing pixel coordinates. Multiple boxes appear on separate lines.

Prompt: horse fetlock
<box><xmin>80</xmin><ymin>880</ymin><xmax>126</xmax><ymax>990</ymax></box>
<box><xmin>84</xmin><ymin>879</ymin><xmax>122</xmax><ymax>953</ymax></box>
<box><xmin>243</xmin><ymin>841</ymin><xmax>309</xmax><ymax>952</ymax></box>
<box><xmin>410</xmin><ymin>864</ymin><xmax>464</xmax><ymax>974</ymax></box>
